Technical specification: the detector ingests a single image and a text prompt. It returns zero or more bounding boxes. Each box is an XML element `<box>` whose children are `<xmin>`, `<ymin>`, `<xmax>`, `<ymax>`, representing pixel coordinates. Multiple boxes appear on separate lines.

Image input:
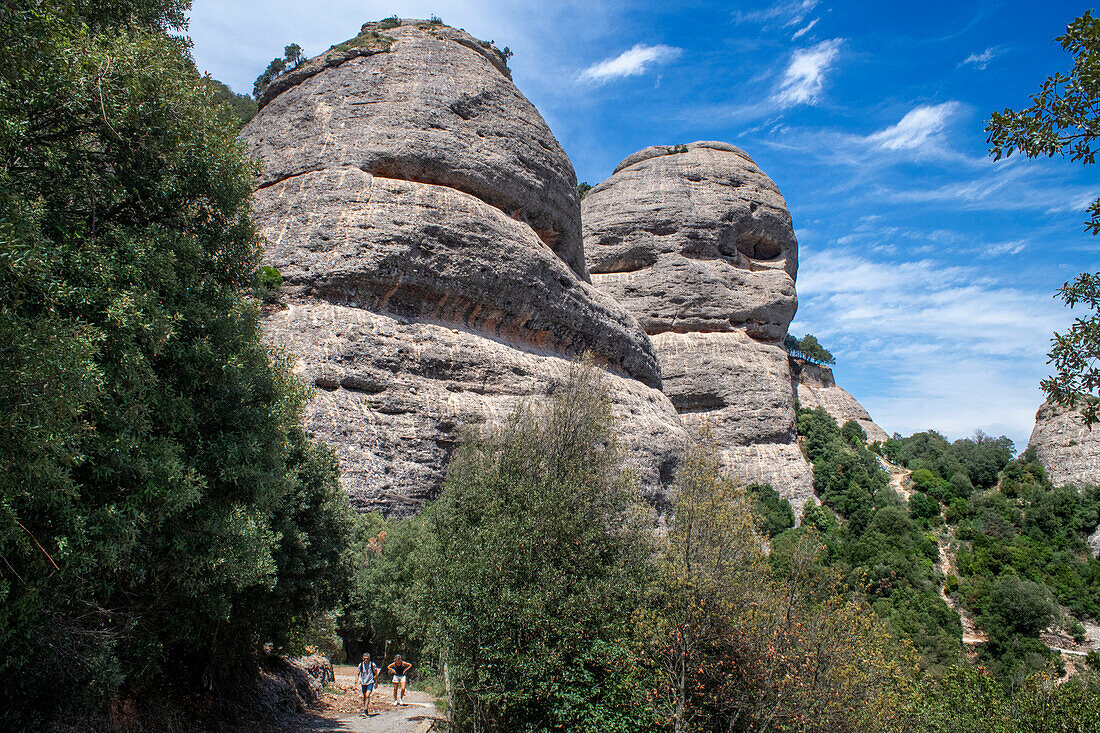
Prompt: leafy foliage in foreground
<box><xmin>648</xmin><ymin>429</ymin><xmax>916</xmax><ymax>731</ymax></box>
<box><xmin>889</xmin><ymin>664</ymin><xmax>1100</xmax><ymax>733</ymax></box>
<box><xmin>0</xmin><ymin>1</ymin><xmax>353</xmax><ymax>726</ymax></box>
<box><xmin>417</xmin><ymin>366</ymin><xmax>655</xmax><ymax>731</ymax></box>
<box><xmin>343</xmin><ymin>379</ymin><xmax>1100</xmax><ymax>730</ymax></box>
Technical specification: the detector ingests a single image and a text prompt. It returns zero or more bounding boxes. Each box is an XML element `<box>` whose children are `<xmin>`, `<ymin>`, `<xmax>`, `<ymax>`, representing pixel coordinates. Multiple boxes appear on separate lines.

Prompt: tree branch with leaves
<box><xmin>987</xmin><ymin>11</ymin><xmax>1100</xmax><ymax>424</ymax></box>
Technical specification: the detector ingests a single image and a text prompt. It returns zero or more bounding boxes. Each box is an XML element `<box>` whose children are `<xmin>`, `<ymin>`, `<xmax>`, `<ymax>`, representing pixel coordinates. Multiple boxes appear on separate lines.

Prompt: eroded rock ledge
<box><xmin>791</xmin><ymin>358</ymin><xmax>889</xmax><ymax>443</ymax></box>
<box><xmin>245</xmin><ymin>20</ymin><xmax>586</xmax><ymax>277</ymax></box>
<box><xmin>583</xmin><ymin>142</ymin><xmax>814</xmax><ymax>512</ymax></box>
<box><xmin>1029</xmin><ymin>401</ymin><xmax>1100</xmax><ymax>487</ymax></box>
<box><xmin>246</xmin><ymin>21</ymin><xmax>684</xmax><ymax>514</ymax></box>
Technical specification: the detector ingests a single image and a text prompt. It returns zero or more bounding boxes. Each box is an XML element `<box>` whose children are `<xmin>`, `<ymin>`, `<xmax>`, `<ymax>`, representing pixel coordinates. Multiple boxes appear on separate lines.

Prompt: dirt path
<box><xmin>881</xmin><ymin>457</ymin><xmax>987</xmax><ymax>648</ymax></box>
<box><xmin>301</xmin><ymin>665</ymin><xmax>443</xmax><ymax>733</ymax></box>
<box><xmin>881</xmin><ymin>458</ymin><xmax>912</xmax><ymax>500</ymax></box>
<box><xmin>933</xmin><ymin>532</ymin><xmax>986</xmax><ymax>647</ymax></box>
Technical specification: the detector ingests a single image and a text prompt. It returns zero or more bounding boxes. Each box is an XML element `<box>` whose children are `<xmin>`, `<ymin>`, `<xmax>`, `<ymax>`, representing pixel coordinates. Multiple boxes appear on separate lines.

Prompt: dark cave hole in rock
<box><xmin>735</xmin><ymin>232</ymin><xmax>783</xmax><ymax>260</ymax></box>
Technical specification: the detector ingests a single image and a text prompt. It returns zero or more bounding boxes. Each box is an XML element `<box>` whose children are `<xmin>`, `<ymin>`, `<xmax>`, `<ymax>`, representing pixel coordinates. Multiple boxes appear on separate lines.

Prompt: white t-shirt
<box><xmin>358</xmin><ymin>661</ymin><xmax>377</xmax><ymax>685</ymax></box>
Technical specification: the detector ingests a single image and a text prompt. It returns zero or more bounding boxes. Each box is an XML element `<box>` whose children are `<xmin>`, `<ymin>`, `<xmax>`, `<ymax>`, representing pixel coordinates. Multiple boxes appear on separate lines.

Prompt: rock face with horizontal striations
<box><xmin>244</xmin><ymin>20</ymin><xmax>685</xmax><ymax>515</ymax></box>
<box><xmin>583</xmin><ymin>142</ymin><xmax>814</xmax><ymax>516</ymax></box>
<box><xmin>246</xmin><ymin>20</ymin><xmax>586</xmax><ymax>278</ymax></box>
<box><xmin>584</xmin><ymin>142</ymin><xmax>797</xmax><ymax>342</ymax></box>
<box><xmin>792</xmin><ymin>359</ymin><xmax>889</xmax><ymax>443</ymax></box>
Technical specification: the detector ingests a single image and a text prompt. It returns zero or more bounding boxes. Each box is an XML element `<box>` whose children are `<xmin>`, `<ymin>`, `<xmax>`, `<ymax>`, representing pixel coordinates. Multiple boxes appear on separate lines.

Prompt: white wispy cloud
<box><xmin>983</xmin><ymin>240</ymin><xmax>1027</xmax><ymax>257</ymax></box>
<box><xmin>772</xmin><ymin>39</ymin><xmax>843</xmax><ymax>108</ymax></box>
<box><xmin>791</xmin><ymin>246</ymin><xmax>1071</xmax><ymax>445</ymax></box>
<box><xmin>878</xmin><ymin>160</ymin><xmax>1100</xmax><ymax>214</ymax></box>
<box><xmin>866</xmin><ymin>102</ymin><xmax>961</xmax><ymax>151</ymax></box>
<box><xmin>960</xmin><ymin>46</ymin><xmax>1003</xmax><ymax>70</ymax></box>
<box><xmin>578</xmin><ymin>43</ymin><xmax>682</xmax><ymax>84</ymax></box>
<box><xmin>791</xmin><ymin>18</ymin><xmax>819</xmax><ymax>40</ymax></box>
<box><xmin>733</xmin><ymin>1</ymin><xmax>819</xmax><ymax>28</ymax></box>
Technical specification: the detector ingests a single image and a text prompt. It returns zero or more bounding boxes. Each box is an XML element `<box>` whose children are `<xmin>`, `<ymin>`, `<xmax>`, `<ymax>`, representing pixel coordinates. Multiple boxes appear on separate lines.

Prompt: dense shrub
<box><xmin>651</xmin><ymin>430</ymin><xmax>919</xmax><ymax>731</ymax></box>
<box><xmin>415</xmin><ymin>365</ymin><xmax>655</xmax><ymax>731</ymax></box>
<box><xmin>0</xmin><ymin>2</ymin><xmax>353</xmax><ymax>726</ymax></box>
<box><xmin>748</xmin><ymin>482</ymin><xmax>796</xmax><ymax>537</ymax></box>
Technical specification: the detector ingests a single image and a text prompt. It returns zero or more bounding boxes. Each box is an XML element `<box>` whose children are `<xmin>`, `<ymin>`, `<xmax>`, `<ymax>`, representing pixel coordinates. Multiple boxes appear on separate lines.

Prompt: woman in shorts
<box><xmin>387</xmin><ymin>654</ymin><xmax>413</xmax><ymax>705</ymax></box>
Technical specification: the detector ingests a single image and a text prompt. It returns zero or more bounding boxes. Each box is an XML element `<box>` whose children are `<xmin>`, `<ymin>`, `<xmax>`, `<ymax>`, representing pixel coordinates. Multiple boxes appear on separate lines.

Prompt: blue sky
<box><xmin>188</xmin><ymin>0</ymin><xmax>1100</xmax><ymax>450</ymax></box>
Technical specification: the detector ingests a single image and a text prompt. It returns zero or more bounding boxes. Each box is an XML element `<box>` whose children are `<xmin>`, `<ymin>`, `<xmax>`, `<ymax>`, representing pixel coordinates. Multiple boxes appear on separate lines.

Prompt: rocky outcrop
<box><xmin>245</xmin><ymin>20</ymin><xmax>684</xmax><ymax>515</ymax></box>
<box><xmin>1029</xmin><ymin>401</ymin><xmax>1100</xmax><ymax>557</ymax></box>
<box><xmin>246</xmin><ymin>20</ymin><xmax>586</xmax><ymax>277</ymax></box>
<box><xmin>583</xmin><ymin>142</ymin><xmax>814</xmax><ymax>513</ymax></box>
<box><xmin>267</xmin><ymin>304</ymin><xmax>684</xmax><ymax>514</ymax></box>
<box><xmin>252</xmin><ymin>168</ymin><xmax>659</xmax><ymax>387</ymax></box>
<box><xmin>792</xmin><ymin>359</ymin><xmax>889</xmax><ymax>443</ymax></box>
<box><xmin>583</xmin><ymin>142</ymin><xmax>797</xmax><ymax>342</ymax></box>
<box><xmin>1029</xmin><ymin>402</ymin><xmax>1100</xmax><ymax>488</ymax></box>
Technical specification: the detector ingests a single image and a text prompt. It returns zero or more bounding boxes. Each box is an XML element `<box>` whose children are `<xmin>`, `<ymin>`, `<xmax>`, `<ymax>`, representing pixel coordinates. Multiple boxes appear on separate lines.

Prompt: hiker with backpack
<box><xmin>356</xmin><ymin>652</ymin><xmax>380</xmax><ymax>715</ymax></box>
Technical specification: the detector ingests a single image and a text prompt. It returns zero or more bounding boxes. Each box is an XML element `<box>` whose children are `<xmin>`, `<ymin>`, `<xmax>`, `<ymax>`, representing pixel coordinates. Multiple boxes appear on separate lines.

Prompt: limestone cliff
<box><xmin>244</xmin><ymin>20</ymin><xmax>685</xmax><ymax>514</ymax></box>
<box><xmin>1028</xmin><ymin>401</ymin><xmax>1100</xmax><ymax>556</ymax></box>
<box><xmin>1028</xmin><ymin>401</ymin><xmax>1100</xmax><ymax>488</ymax></box>
<box><xmin>791</xmin><ymin>359</ymin><xmax>889</xmax><ymax>443</ymax></box>
<box><xmin>582</xmin><ymin>142</ymin><xmax>815</xmax><ymax>515</ymax></box>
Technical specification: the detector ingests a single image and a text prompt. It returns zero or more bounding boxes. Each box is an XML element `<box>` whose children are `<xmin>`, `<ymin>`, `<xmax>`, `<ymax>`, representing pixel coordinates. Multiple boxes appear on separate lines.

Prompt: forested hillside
<box><xmin>785</xmin><ymin>406</ymin><xmax>1100</xmax><ymax>684</ymax></box>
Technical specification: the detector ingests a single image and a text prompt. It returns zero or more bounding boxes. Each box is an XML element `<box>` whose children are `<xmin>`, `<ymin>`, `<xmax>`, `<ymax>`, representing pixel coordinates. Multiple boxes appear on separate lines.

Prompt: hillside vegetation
<box><xmin>3</xmin><ymin>2</ymin><xmax>1099</xmax><ymax>730</ymax></box>
<box><xmin>340</xmin><ymin>379</ymin><xmax>1100</xmax><ymax>731</ymax></box>
<box><xmin>785</xmin><ymin>405</ymin><xmax>1100</xmax><ymax>685</ymax></box>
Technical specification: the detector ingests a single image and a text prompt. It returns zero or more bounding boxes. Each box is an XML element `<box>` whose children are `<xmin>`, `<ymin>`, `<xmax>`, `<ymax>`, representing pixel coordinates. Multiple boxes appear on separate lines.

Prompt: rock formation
<box><xmin>582</xmin><ymin>142</ymin><xmax>815</xmax><ymax>515</ymax></box>
<box><xmin>792</xmin><ymin>359</ymin><xmax>889</xmax><ymax>443</ymax></box>
<box><xmin>1028</xmin><ymin>401</ymin><xmax>1100</xmax><ymax>488</ymax></box>
<box><xmin>246</xmin><ymin>20</ymin><xmax>586</xmax><ymax>278</ymax></box>
<box><xmin>1029</xmin><ymin>401</ymin><xmax>1100</xmax><ymax>557</ymax></box>
<box><xmin>244</xmin><ymin>20</ymin><xmax>685</xmax><ymax>515</ymax></box>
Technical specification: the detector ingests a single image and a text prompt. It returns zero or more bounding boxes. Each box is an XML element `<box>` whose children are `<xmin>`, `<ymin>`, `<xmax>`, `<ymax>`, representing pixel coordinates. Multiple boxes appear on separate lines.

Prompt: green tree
<box><xmin>253</xmin><ymin>56</ymin><xmax>287</xmax><ymax>98</ymax></box>
<box><xmin>983</xmin><ymin>575</ymin><xmax>1055</xmax><ymax>639</ymax></box>
<box><xmin>205</xmin><ymin>76</ymin><xmax>258</xmax><ymax>126</ymax></box>
<box><xmin>909</xmin><ymin>492</ymin><xmax>942</xmax><ymax>522</ymax></box>
<box><xmin>986</xmin><ymin>12</ymin><xmax>1100</xmax><ymax>424</ymax></box>
<box><xmin>252</xmin><ymin>42</ymin><xmax>305</xmax><ymax>100</ymax></box>
<box><xmin>0</xmin><ymin>2</ymin><xmax>352</xmax><ymax>725</ymax></box>
<box><xmin>841</xmin><ymin>419</ymin><xmax>869</xmax><ymax>447</ymax></box>
<box><xmin>748</xmin><ymin>482</ymin><xmax>795</xmax><ymax>537</ymax></box>
<box><xmin>784</xmin><ymin>333</ymin><xmax>836</xmax><ymax>365</ymax></box>
<box><xmin>338</xmin><ymin>512</ymin><xmax>427</xmax><ymax>662</ymax></box>
<box><xmin>416</xmin><ymin>364</ymin><xmax>654</xmax><ymax>731</ymax></box>
<box><xmin>284</xmin><ymin>42</ymin><xmax>303</xmax><ymax>68</ymax></box>
<box><xmin>799</xmin><ymin>333</ymin><xmax>836</xmax><ymax>365</ymax></box>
